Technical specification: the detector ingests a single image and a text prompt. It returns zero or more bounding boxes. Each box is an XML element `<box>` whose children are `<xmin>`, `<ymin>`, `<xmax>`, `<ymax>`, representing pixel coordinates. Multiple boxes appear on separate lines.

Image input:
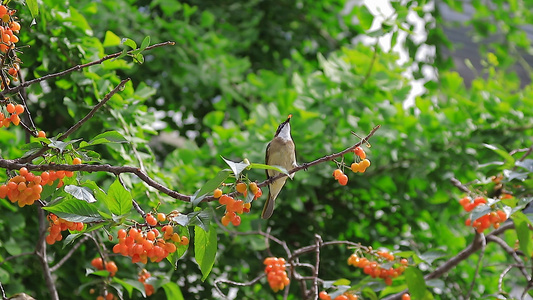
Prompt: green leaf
<box><xmin>167</xmin><ymin>226</ymin><xmax>189</xmax><ymax>267</ymax></box>
<box><xmin>140</xmin><ymin>36</ymin><xmax>150</xmax><ymax>50</ymax></box>
<box><xmin>405</xmin><ymin>267</ymin><xmax>427</xmax><ymax>299</ymax></box>
<box><xmin>191</xmin><ymin>170</ymin><xmax>230</xmax><ymax>207</ymax></box>
<box><xmin>104</xmin><ymin>179</ymin><xmax>133</xmax><ymax>216</ymax></box>
<box><xmin>121</xmin><ymin>38</ymin><xmax>137</xmax><ymax>50</ymax></box>
<box><xmin>80</xmin><ymin>131</ymin><xmax>128</xmax><ymax>148</ymax></box>
<box><xmin>222</xmin><ymin>156</ymin><xmax>249</xmax><ymax>178</ymax></box>
<box><xmin>418</xmin><ymin>250</ymin><xmax>448</xmax><ymax>264</ymax></box>
<box><xmin>27</xmin><ymin>0</ymin><xmax>39</xmax><ymax>18</ymax></box>
<box><xmin>355</xmin><ymin>4</ymin><xmax>374</xmax><ymax>31</ymax></box>
<box><xmin>332</xmin><ymin>278</ymin><xmax>351</xmax><ymax>286</ymax></box>
<box><xmin>186</xmin><ymin>210</ymin><xmax>211</xmax><ymax>232</ymax></box>
<box><xmin>48</xmin><ymin>138</ymin><xmax>82</xmax><ymax>154</ymax></box>
<box><xmin>103</xmin><ymin>31</ymin><xmax>122</xmax><ymax>47</ymax></box>
<box><xmin>194</xmin><ymin>225</ymin><xmax>217</xmax><ymax>281</ymax></box>
<box><xmin>44</xmin><ymin>200</ymin><xmax>103</xmax><ymax>223</ymax></box>
<box><xmin>249</xmin><ymin>163</ymin><xmax>290</xmax><ymax>175</ymax></box>
<box><xmin>40</xmin><ymin>180</ymin><xmax>61</xmax><ymax>201</ymax></box>
<box><xmin>514</xmin><ymin>213</ymin><xmax>533</xmax><ymax>256</ymax></box>
<box><xmin>470</xmin><ymin>204</ymin><xmax>492</xmax><ymax>224</ymax></box>
<box><xmin>64</xmin><ymin>185</ymin><xmax>97</xmax><ymax>203</ymax></box>
<box><xmin>113</xmin><ymin>277</ymin><xmax>146</xmax><ymax>298</ymax></box>
<box><xmin>162</xmin><ymin>282</ymin><xmax>184</xmax><ymax>300</ymax></box>
<box><xmin>483</xmin><ymin>144</ymin><xmax>515</xmax><ymax>168</ymax></box>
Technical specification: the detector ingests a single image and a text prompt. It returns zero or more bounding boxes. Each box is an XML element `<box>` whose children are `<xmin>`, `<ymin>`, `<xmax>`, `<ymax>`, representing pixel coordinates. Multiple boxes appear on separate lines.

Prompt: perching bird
<box><xmin>262</xmin><ymin>114</ymin><xmax>298</xmax><ymax>219</ymax></box>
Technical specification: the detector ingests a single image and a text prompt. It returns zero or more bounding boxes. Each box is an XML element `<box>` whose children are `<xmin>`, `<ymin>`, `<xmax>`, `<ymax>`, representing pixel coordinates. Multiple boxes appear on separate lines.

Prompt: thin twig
<box><xmin>0</xmin><ymin>41</ymin><xmax>175</xmax><ymax>97</ymax></box>
<box><xmin>61</xmin><ymin>78</ymin><xmax>130</xmax><ymax>140</ymax></box>
<box><xmin>0</xmin><ymin>281</ymin><xmax>6</xmax><ymax>300</ymax></box>
<box><xmin>451</xmin><ymin>177</ymin><xmax>471</xmax><ymax>194</ymax></box>
<box><xmin>49</xmin><ymin>236</ymin><xmax>89</xmax><ymax>272</ymax></box>
<box><xmin>36</xmin><ymin>208</ymin><xmax>59</xmax><ymax>300</ymax></box>
<box><xmin>214</xmin><ymin>273</ymin><xmax>265</xmax><ymax>299</ymax></box>
<box><xmin>487</xmin><ymin>235</ymin><xmax>530</xmax><ymax>280</ymax></box>
<box><xmin>0</xmin><ymin>251</ymin><xmax>35</xmax><ymax>266</ymax></box>
<box><xmin>466</xmin><ymin>233</ymin><xmax>486</xmax><ymax>300</ymax></box>
<box><xmin>15</xmin><ymin>78</ymin><xmax>131</xmax><ymax>164</ymax></box>
<box><xmin>310</xmin><ymin>234</ymin><xmax>322</xmax><ymax>300</ymax></box>
<box><xmin>382</xmin><ymin>222</ymin><xmax>515</xmax><ymax>300</ymax></box>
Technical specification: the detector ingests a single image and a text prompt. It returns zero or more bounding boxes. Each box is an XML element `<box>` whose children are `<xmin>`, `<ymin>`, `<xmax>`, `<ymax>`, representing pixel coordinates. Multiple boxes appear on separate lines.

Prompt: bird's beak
<box><xmin>286</xmin><ymin>114</ymin><xmax>292</xmax><ymax>123</ymax></box>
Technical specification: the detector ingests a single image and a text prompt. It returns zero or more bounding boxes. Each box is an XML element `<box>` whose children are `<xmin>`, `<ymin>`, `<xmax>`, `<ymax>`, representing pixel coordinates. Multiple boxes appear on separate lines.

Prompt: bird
<box><xmin>262</xmin><ymin>114</ymin><xmax>298</xmax><ymax>219</ymax></box>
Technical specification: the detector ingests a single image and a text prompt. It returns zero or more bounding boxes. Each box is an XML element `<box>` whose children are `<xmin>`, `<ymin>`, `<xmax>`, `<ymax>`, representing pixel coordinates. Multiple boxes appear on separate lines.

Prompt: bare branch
<box><xmin>61</xmin><ymin>78</ymin><xmax>130</xmax><ymax>140</ymax></box>
<box><xmin>214</xmin><ymin>273</ymin><xmax>265</xmax><ymax>299</ymax></box>
<box><xmin>49</xmin><ymin>236</ymin><xmax>90</xmax><ymax>272</ymax></box>
<box><xmin>487</xmin><ymin>235</ymin><xmax>530</xmax><ymax>280</ymax></box>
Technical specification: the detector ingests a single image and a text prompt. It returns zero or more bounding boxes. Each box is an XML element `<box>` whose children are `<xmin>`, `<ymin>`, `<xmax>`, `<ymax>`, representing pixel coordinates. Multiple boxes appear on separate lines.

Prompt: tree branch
<box><xmin>1</xmin><ymin>125</ymin><xmax>382</xmax><ymax>204</ymax></box>
<box><xmin>35</xmin><ymin>208</ymin><xmax>59</xmax><ymax>300</ymax></box>
<box><xmin>0</xmin><ymin>41</ymin><xmax>175</xmax><ymax>97</ymax></box>
<box><xmin>49</xmin><ymin>236</ymin><xmax>89</xmax><ymax>272</ymax></box>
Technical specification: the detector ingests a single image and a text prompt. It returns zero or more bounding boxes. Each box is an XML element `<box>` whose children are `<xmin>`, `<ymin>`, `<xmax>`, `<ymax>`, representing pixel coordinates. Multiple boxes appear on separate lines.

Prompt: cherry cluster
<box><xmin>319</xmin><ymin>291</ymin><xmax>358</xmax><ymax>300</ymax></box>
<box><xmin>333</xmin><ymin>169</ymin><xmax>348</xmax><ymax>185</ymax></box>
<box><xmin>347</xmin><ymin>251</ymin><xmax>408</xmax><ymax>286</ymax></box>
<box><xmin>264</xmin><ymin>257</ymin><xmax>290</xmax><ymax>293</ymax></box>
<box><xmin>351</xmin><ymin>146</ymin><xmax>371</xmax><ymax>173</ymax></box>
<box><xmin>95</xmin><ymin>293</ymin><xmax>116</xmax><ymax>300</ymax></box>
<box><xmin>215</xmin><ymin>182</ymin><xmax>261</xmax><ymax>227</ymax></box>
<box><xmin>332</xmin><ymin>146</ymin><xmax>372</xmax><ymax>186</ymax></box>
<box><xmin>460</xmin><ymin>196</ymin><xmax>508</xmax><ymax>233</ymax></box>
<box><xmin>112</xmin><ymin>226</ymin><xmax>188</xmax><ymax>264</ymax></box>
<box><xmin>45</xmin><ymin>213</ymin><xmax>84</xmax><ymax>245</ymax></box>
<box><xmin>0</xmin><ymin>103</ymin><xmax>23</xmax><ymax>127</ymax></box>
<box><xmin>0</xmin><ymin>165</ymin><xmax>78</xmax><ymax>207</ymax></box>
<box><xmin>138</xmin><ymin>269</ymin><xmax>155</xmax><ymax>296</ymax></box>
<box><xmin>90</xmin><ymin>257</ymin><xmax>118</xmax><ymax>277</ymax></box>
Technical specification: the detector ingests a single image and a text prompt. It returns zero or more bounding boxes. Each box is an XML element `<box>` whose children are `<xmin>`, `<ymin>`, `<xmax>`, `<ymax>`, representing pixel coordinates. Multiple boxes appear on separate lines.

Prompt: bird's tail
<box><xmin>261</xmin><ymin>191</ymin><xmax>275</xmax><ymax>219</ymax></box>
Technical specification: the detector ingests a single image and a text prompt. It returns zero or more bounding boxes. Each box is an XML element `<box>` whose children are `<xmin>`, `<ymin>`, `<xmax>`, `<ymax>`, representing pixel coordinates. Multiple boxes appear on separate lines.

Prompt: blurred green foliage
<box><xmin>0</xmin><ymin>0</ymin><xmax>533</xmax><ymax>299</ymax></box>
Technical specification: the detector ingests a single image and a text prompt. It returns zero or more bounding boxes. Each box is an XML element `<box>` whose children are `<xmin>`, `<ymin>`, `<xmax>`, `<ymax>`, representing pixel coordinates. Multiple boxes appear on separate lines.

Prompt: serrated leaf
<box><xmin>222</xmin><ymin>156</ymin><xmax>249</xmax><ymax>178</ymax></box>
<box><xmin>64</xmin><ymin>185</ymin><xmax>97</xmax><ymax>203</ymax></box>
<box><xmin>172</xmin><ymin>214</ymin><xmax>189</xmax><ymax>226</ymax></box>
<box><xmin>191</xmin><ymin>170</ymin><xmax>230</xmax><ymax>207</ymax></box>
<box><xmin>405</xmin><ymin>267</ymin><xmax>427</xmax><ymax>299</ymax></box>
<box><xmin>104</xmin><ymin>179</ymin><xmax>133</xmax><ymax>216</ymax></box>
<box><xmin>194</xmin><ymin>226</ymin><xmax>217</xmax><ymax>281</ymax></box>
<box><xmin>44</xmin><ymin>200</ymin><xmax>103</xmax><ymax>222</ymax></box>
<box><xmin>186</xmin><ymin>210</ymin><xmax>211</xmax><ymax>232</ymax></box>
<box><xmin>162</xmin><ymin>282</ymin><xmax>184</xmax><ymax>300</ymax></box>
